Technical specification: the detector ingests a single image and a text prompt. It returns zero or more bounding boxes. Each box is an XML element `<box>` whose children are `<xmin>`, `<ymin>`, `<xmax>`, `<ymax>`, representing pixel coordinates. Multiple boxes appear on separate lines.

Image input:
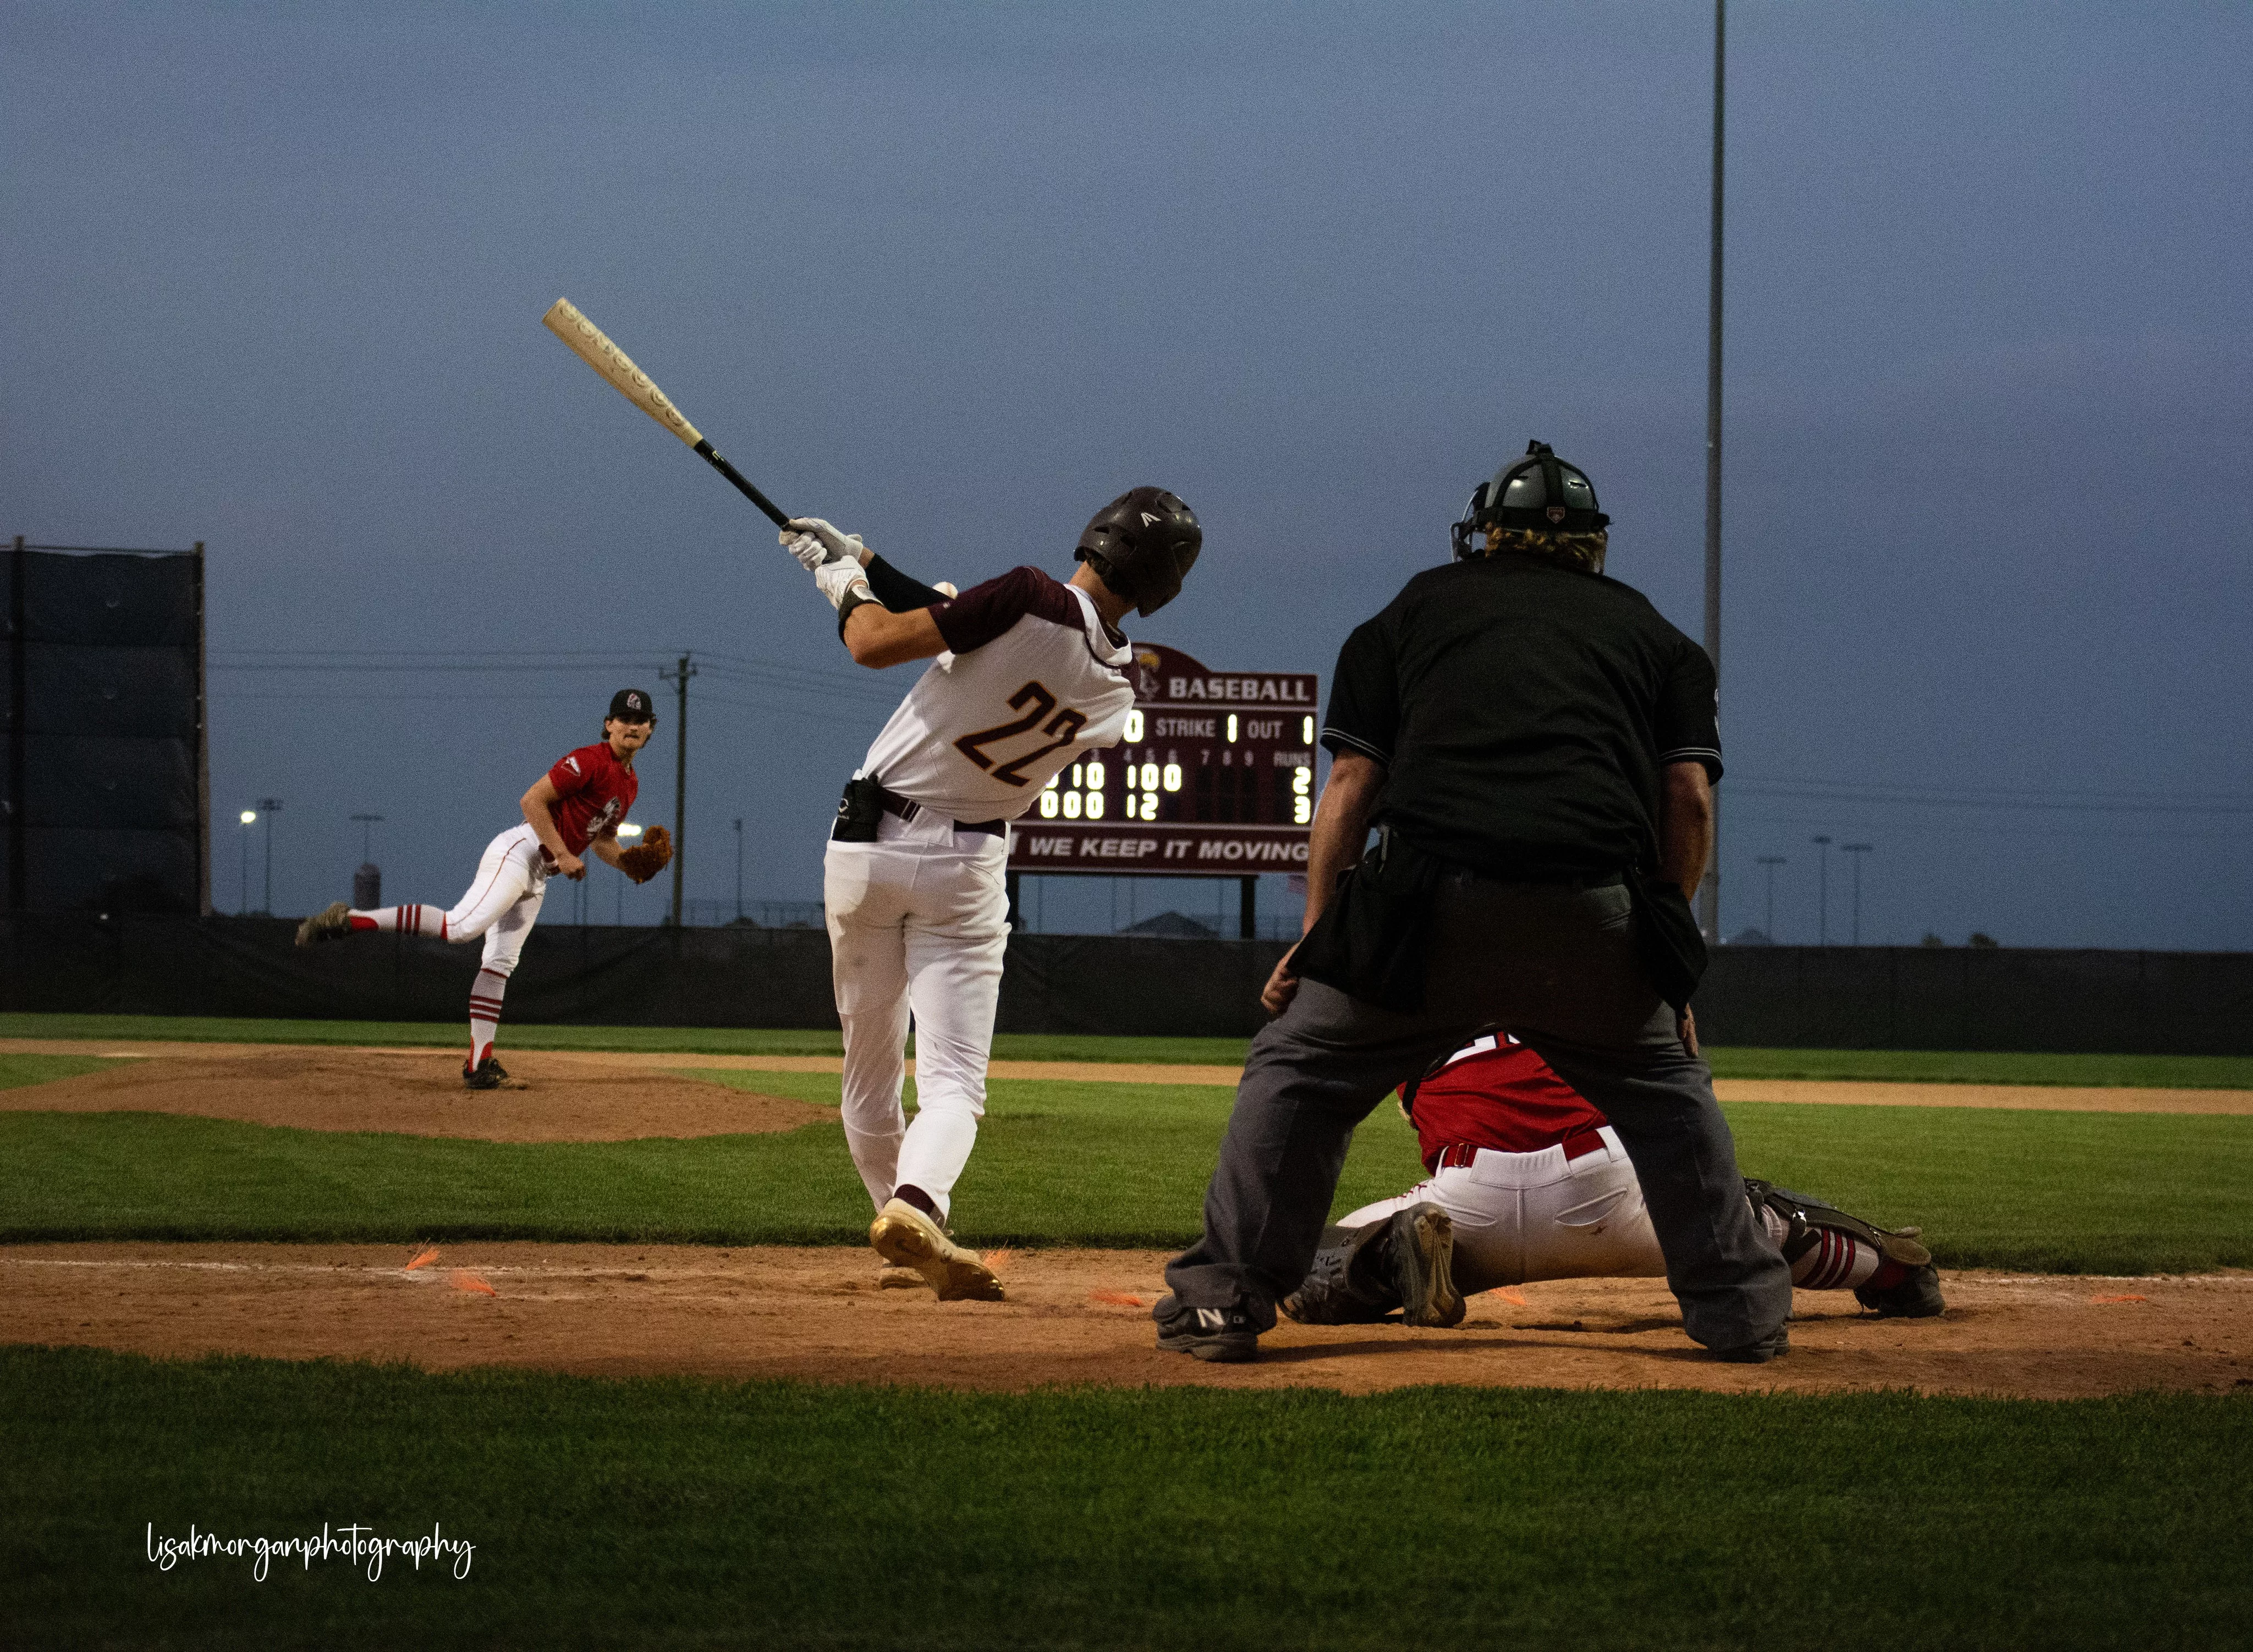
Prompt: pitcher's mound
<box><xmin>2</xmin><ymin>1051</ymin><xmax>827</xmax><ymax>1142</ymax></box>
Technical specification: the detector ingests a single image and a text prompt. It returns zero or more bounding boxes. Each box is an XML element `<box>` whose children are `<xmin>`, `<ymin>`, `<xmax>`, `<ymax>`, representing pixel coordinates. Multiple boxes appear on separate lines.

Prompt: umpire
<box><xmin>1155</xmin><ymin>440</ymin><xmax>1792</xmax><ymax>1363</ymax></box>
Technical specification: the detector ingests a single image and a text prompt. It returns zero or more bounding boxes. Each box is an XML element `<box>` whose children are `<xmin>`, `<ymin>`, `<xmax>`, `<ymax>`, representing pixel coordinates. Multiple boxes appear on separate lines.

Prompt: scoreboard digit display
<box><xmin>1008</xmin><ymin>643</ymin><xmax>1318</xmax><ymax>878</ymax></box>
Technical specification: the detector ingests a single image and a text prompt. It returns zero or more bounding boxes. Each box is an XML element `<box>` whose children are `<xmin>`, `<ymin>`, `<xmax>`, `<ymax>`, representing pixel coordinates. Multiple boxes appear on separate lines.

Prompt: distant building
<box><xmin>1727</xmin><ymin>927</ymin><xmax>1772</xmax><ymax>946</ymax></box>
<box><xmin>1120</xmin><ymin>911</ymin><xmax>1218</xmax><ymax>939</ymax></box>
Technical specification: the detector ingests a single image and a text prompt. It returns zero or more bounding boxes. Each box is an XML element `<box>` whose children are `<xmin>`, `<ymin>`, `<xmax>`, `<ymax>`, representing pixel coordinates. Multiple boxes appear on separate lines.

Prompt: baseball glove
<box><xmin>617</xmin><ymin>824</ymin><xmax>673</xmax><ymax>884</ymax></box>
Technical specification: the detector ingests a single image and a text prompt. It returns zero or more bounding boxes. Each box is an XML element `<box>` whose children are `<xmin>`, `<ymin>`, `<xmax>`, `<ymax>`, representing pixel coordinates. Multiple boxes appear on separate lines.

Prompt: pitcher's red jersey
<box><xmin>546</xmin><ymin>742</ymin><xmax>638</xmax><ymax>855</ymax></box>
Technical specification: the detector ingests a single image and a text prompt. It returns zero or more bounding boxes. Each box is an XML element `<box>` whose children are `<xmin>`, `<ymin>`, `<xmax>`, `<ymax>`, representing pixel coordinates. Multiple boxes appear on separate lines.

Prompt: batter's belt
<box><xmin>833</xmin><ymin>775</ymin><xmax>1004</xmax><ymax>841</ymax></box>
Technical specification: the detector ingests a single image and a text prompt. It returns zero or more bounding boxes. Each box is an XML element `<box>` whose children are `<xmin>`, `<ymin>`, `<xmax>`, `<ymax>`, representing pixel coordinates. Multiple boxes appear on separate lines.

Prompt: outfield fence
<box><xmin>1</xmin><ymin>913</ymin><xmax>2248</xmax><ymax>1051</ymax></box>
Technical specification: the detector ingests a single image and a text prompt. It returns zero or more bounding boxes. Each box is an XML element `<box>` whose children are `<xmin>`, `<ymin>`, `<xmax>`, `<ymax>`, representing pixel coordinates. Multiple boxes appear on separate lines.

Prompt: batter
<box><xmin>781</xmin><ymin>492</ymin><xmax>1202</xmax><ymax>1300</ymax></box>
<box><xmin>294</xmin><ymin>689</ymin><xmax>673</xmax><ymax>1087</ymax></box>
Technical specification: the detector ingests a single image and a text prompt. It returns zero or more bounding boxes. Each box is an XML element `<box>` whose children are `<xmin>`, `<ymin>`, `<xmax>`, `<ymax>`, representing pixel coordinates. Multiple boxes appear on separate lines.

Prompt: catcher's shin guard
<box><xmin>1281</xmin><ymin>1203</ymin><xmax>1464</xmax><ymax>1329</ymax></box>
<box><xmin>1745</xmin><ymin>1178</ymin><xmax>1933</xmax><ymax>1288</ymax></box>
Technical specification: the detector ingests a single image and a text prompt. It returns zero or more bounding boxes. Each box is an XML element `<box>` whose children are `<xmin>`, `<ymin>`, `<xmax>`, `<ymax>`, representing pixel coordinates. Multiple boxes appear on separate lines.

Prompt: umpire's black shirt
<box><xmin>1320</xmin><ymin>553</ymin><xmax>1721</xmax><ymax>880</ymax></box>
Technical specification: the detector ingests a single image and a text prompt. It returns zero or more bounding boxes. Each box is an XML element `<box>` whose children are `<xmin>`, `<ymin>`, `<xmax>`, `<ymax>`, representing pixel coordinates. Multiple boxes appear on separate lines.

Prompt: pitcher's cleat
<box><xmin>876</xmin><ymin>1263</ymin><xmax>924</xmax><ymax>1290</ymax></box>
<box><xmin>462</xmin><ymin>1056</ymin><xmax>527</xmax><ymax>1092</ymax></box>
<box><xmin>869</xmin><ymin>1198</ymin><xmax>1005</xmax><ymax>1302</ymax></box>
<box><xmin>295</xmin><ymin>901</ymin><xmax>353</xmax><ymax>946</ymax></box>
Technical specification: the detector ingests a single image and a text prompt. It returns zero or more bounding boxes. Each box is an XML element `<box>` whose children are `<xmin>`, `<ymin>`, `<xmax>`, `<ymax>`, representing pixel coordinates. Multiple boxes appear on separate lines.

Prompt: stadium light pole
<box><xmin>256</xmin><ymin>798</ymin><xmax>283</xmax><ymax>915</ymax></box>
<box><xmin>732</xmin><ymin>816</ymin><xmax>744</xmax><ymax>922</ymax></box>
<box><xmin>1843</xmin><ymin>843</ymin><xmax>1874</xmax><ymax>944</ymax></box>
<box><xmin>1810</xmin><ymin>835</ymin><xmax>1832</xmax><ymax>945</ymax></box>
<box><xmin>1699</xmin><ymin>0</ymin><xmax>1727</xmax><ymax>943</ymax></box>
<box><xmin>616</xmin><ymin>823</ymin><xmax>642</xmax><ymax>926</ymax></box>
<box><xmin>238</xmin><ymin>810</ymin><xmax>256</xmax><ymax>915</ymax></box>
<box><xmin>350</xmin><ymin>812</ymin><xmax>383</xmax><ymax>861</ymax></box>
<box><xmin>660</xmin><ymin>652</ymin><xmax>697</xmax><ymax>927</ymax></box>
<box><xmin>1756</xmin><ymin>855</ymin><xmax>1785</xmax><ymax>941</ymax></box>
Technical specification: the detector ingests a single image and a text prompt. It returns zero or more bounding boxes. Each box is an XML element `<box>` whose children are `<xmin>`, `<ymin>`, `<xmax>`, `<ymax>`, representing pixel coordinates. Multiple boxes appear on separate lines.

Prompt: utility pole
<box><xmin>1842</xmin><ymin>843</ymin><xmax>1874</xmax><ymax>945</ymax></box>
<box><xmin>351</xmin><ymin>812</ymin><xmax>384</xmax><ymax>861</ymax></box>
<box><xmin>1810</xmin><ymin>835</ymin><xmax>1832</xmax><ymax>946</ymax></box>
<box><xmin>732</xmin><ymin>816</ymin><xmax>744</xmax><ymax>922</ymax></box>
<box><xmin>1699</xmin><ymin>0</ymin><xmax>1727</xmax><ymax>942</ymax></box>
<box><xmin>1756</xmin><ymin>855</ymin><xmax>1785</xmax><ymax>941</ymax></box>
<box><xmin>256</xmin><ymin>798</ymin><xmax>283</xmax><ymax>914</ymax></box>
<box><xmin>660</xmin><ymin>652</ymin><xmax>696</xmax><ymax>926</ymax></box>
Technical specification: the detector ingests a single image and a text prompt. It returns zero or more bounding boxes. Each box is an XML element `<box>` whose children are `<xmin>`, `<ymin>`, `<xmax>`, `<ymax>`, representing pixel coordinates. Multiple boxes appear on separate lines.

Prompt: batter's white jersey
<box><xmin>857</xmin><ymin>566</ymin><xmax>1134</xmax><ymax>823</ymax></box>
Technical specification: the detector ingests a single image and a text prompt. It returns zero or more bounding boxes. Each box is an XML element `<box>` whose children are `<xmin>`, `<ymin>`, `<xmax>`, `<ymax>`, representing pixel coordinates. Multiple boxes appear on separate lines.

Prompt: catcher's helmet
<box><xmin>1074</xmin><ymin>487</ymin><xmax>1202</xmax><ymax>616</ymax></box>
<box><xmin>1450</xmin><ymin>440</ymin><xmax>1609</xmax><ymax>560</ymax></box>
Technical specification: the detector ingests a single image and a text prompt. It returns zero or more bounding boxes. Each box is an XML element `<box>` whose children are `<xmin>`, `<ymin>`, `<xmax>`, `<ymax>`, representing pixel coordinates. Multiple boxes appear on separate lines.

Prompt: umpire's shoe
<box><xmin>870</xmin><ymin>1198</ymin><xmax>1005</xmax><ymax>1302</ymax></box>
<box><xmin>295</xmin><ymin>901</ymin><xmax>353</xmax><ymax>946</ymax></box>
<box><xmin>1709</xmin><ymin>1323</ymin><xmax>1791</xmax><ymax>1364</ymax></box>
<box><xmin>1152</xmin><ymin>1295</ymin><xmax>1260</xmax><ymax>1363</ymax></box>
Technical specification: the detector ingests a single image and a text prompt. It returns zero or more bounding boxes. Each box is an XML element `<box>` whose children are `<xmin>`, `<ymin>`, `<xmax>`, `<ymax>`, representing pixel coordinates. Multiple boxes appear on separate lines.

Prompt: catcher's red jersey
<box><xmin>546</xmin><ymin>742</ymin><xmax>638</xmax><ymax>855</ymax></box>
<box><xmin>1401</xmin><ymin>1035</ymin><xmax>1611</xmax><ymax>1170</ymax></box>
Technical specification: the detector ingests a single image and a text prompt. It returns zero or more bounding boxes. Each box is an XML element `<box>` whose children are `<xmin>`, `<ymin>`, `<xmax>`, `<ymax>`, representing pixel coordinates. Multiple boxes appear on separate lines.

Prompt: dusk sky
<box><xmin>7</xmin><ymin>2</ymin><xmax>2247</xmax><ymax>949</ymax></box>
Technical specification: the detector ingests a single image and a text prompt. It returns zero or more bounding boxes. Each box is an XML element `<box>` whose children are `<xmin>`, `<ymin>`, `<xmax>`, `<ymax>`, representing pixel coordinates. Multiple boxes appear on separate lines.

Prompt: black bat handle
<box><xmin>693</xmin><ymin>439</ymin><xmax>790</xmax><ymax>528</ymax></box>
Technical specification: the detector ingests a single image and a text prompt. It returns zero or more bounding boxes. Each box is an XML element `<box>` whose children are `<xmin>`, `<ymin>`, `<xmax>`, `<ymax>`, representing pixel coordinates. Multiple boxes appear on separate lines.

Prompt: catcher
<box><xmin>1283</xmin><ymin>1031</ymin><xmax>1945</xmax><ymax>1328</ymax></box>
<box><xmin>296</xmin><ymin>688</ymin><xmax>673</xmax><ymax>1089</ymax></box>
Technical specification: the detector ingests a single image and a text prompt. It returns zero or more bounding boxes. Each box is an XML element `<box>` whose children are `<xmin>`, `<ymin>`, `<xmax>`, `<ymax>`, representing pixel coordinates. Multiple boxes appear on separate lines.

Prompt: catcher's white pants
<box><xmin>447</xmin><ymin>824</ymin><xmax>551</xmax><ymax>976</ymax></box>
<box><xmin>1337</xmin><ymin>1127</ymin><xmax>1666</xmax><ymax>1293</ymax></box>
<box><xmin>823</xmin><ymin>810</ymin><xmax>1010</xmax><ymax>1223</ymax></box>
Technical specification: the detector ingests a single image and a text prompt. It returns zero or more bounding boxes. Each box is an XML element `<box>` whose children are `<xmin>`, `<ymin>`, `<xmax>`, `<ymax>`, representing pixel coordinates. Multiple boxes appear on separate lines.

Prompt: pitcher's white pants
<box><xmin>823</xmin><ymin>810</ymin><xmax>1010</xmax><ymax>1222</ymax></box>
<box><xmin>353</xmin><ymin>823</ymin><xmax>549</xmax><ymax>975</ymax></box>
<box><xmin>1337</xmin><ymin>1127</ymin><xmax>1666</xmax><ymax>1293</ymax></box>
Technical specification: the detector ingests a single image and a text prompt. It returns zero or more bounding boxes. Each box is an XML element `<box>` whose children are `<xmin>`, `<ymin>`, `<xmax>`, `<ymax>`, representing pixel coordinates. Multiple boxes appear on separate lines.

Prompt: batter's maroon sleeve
<box><xmin>933</xmin><ymin>566</ymin><xmax>1081</xmax><ymax>654</ymax></box>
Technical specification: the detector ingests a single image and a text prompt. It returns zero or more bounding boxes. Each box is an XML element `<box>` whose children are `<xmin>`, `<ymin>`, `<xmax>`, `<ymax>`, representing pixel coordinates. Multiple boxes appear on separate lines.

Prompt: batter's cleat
<box><xmin>1855</xmin><ymin>1264</ymin><xmax>1946</xmax><ymax>1319</ymax></box>
<box><xmin>1152</xmin><ymin>1294</ymin><xmax>1260</xmax><ymax>1363</ymax></box>
<box><xmin>1395</xmin><ymin>1203</ymin><xmax>1466</xmax><ymax>1329</ymax></box>
<box><xmin>869</xmin><ymin>1199</ymin><xmax>1005</xmax><ymax>1302</ymax></box>
<box><xmin>295</xmin><ymin>901</ymin><xmax>353</xmax><ymax>946</ymax></box>
<box><xmin>462</xmin><ymin>1056</ymin><xmax>525</xmax><ymax>1092</ymax></box>
<box><xmin>1709</xmin><ymin>1324</ymin><xmax>1791</xmax><ymax>1364</ymax></box>
<box><xmin>876</xmin><ymin>1263</ymin><xmax>924</xmax><ymax>1290</ymax></box>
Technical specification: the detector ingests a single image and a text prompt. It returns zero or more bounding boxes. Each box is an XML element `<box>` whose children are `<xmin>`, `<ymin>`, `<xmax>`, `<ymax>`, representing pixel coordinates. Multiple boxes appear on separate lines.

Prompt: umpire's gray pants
<box><xmin>1163</xmin><ymin>874</ymin><xmax>1792</xmax><ymax>1351</ymax></box>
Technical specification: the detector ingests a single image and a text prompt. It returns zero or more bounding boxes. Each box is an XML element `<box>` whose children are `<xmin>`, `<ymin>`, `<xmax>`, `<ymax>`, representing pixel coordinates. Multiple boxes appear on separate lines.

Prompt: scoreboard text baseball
<box><xmin>1007</xmin><ymin>643</ymin><xmax>1318</xmax><ymax>877</ymax></box>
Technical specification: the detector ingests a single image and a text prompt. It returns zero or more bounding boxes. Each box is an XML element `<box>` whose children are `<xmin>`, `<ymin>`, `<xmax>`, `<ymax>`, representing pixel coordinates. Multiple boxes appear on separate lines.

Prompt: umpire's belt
<box><xmin>873</xmin><ymin>782</ymin><xmax>1005</xmax><ymax>839</ymax></box>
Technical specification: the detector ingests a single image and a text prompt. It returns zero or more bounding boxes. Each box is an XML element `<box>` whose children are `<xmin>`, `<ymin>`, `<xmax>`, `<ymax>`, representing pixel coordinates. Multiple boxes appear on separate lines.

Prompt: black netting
<box><xmin>8</xmin><ymin>548</ymin><xmax>204</xmax><ymax>914</ymax></box>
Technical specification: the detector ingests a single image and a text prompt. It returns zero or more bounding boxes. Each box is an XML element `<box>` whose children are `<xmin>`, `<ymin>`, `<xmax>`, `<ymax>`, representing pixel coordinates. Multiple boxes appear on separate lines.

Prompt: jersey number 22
<box><xmin>954</xmin><ymin>681</ymin><xmax>1087</xmax><ymax>788</ymax></box>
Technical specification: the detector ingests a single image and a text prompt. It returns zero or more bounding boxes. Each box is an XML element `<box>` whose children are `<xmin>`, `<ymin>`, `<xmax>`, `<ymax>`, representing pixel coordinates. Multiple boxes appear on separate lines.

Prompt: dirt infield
<box><xmin>3</xmin><ymin>1242</ymin><xmax>2246</xmax><ymax>1399</ymax></box>
<box><xmin>0</xmin><ymin>1051</ymin><xmax>825</xmax><ymax>1142</ymax></box>
<box><xmin>3</xmin><ymin>1037</ymin><xmax>2247</xmax><ymax>1116</ymax></box>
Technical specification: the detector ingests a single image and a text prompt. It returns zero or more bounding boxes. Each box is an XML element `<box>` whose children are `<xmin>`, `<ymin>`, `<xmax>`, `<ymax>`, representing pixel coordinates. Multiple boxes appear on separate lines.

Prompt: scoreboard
<box><xmin>1008</xmin><ymin>643</ymin><xmax>1318</xmax><ymax>879</ymax></box>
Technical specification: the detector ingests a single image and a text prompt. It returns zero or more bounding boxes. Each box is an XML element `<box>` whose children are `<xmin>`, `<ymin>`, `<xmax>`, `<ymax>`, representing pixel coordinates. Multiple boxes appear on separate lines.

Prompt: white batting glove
<box><xmin>781</xmin><ymin>517</ymin><xmax>867</xmax><ymax>570</ymax></box>
<box><xmin>933</xmin><ymin>581</ymin><xmax>958</xmax><ymax>598</ymax></box>
<box><xmin>813</xmin><ymin>557</ymin><xmax>874</xmax><ymax>612</ymax></box>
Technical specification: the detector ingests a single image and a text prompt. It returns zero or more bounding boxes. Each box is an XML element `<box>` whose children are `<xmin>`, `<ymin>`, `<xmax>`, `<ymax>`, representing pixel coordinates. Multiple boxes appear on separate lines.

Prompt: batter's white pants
<box><xmin>823</xmin><ymin>810</ymin><xmax>1010</xmax><ymax>1222</ymax></box>
<box><xmin>1337</xmin><ymin>1127</ymin><xmax>1666</xmax><ymax>1293</ymax></box>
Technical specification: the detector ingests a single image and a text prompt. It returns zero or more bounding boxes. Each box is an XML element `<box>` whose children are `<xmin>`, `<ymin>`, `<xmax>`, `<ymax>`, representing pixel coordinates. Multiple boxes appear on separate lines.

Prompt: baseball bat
<box><xmin>540</xmin><ymin>297</ymin><xmax>791</xmax><ymax>528</ymax></box>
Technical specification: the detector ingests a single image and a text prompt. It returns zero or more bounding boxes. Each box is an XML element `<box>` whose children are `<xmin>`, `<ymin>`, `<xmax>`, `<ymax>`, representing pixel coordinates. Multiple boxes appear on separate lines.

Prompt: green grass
<box><xmin>8</xmin><ymin>1012</ymin><xmax>2250</xmax><ymax>1086</ymax></box>
<box><xmin>3</xmin><ymin>1065</ymin><xmax>2249</xmax><ymax>1271</ymax></box>
<box><xmin>0</xmin><ymin>1053</ymin><xmax>111</xmax><ymax>1091</ymax></box>
<box><xmin>4</xmin><ymin>1345</ymin><xmax>2249</xmax><ymax>1651</ymax></box>
<box><xmin>1707</xmin><ymin>1045</ymin><xmax>2253</xmax><ymax>1088</ymax></box>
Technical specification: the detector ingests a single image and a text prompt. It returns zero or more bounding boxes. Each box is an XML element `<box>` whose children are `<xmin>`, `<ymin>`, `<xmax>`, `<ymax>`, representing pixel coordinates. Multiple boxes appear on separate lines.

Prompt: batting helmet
<box><xmin>1074</xmin><ymin>487</ymin><xmax>1202</xmax><ymax>616</ymax></box>
<box><xmin>1450</xmin><ymin>440</ymin><xmax>1609</xmax><ymax>560</ymax></box>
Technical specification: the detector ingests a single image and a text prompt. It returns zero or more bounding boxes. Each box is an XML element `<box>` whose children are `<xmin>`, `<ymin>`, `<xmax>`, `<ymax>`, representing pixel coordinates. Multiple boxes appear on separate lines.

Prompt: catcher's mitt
<box><xmin>617</xmin><ymin>824</ymin><xmax>673</xmax><ymax>884</ymax></box>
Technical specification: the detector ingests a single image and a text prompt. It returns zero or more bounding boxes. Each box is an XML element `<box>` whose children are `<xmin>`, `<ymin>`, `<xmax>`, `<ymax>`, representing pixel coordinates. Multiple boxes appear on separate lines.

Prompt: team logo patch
<box><xmin>565</xmin><ymin>756</ymin><xmax>581</xmax><ymax>774</ymax></box>
<box><xmin>1140</xmin><ymin>511</ymin><xmax>1160</xmax><ymax>526</ymax></box>
<box><xmin>1546</xmin><ymin>505</ymin><xmax>1567</xmax><ymax>522</ymax></box>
